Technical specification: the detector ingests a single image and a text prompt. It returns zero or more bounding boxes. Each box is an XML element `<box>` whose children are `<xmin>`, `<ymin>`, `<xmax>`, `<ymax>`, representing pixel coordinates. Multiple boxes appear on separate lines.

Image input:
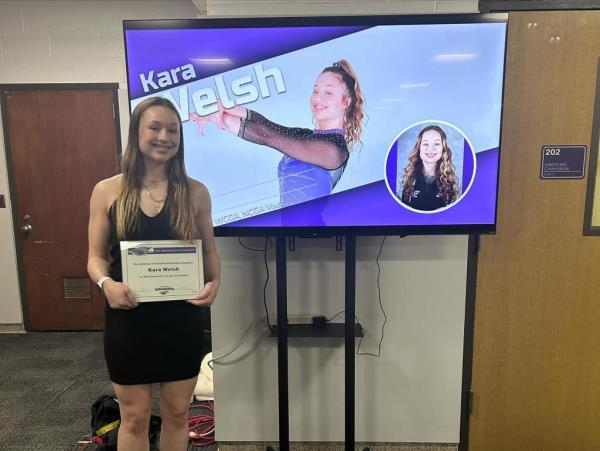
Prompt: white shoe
<box><xmin>193</xmin><ymin>352</ymin><xmax>214</xmax><ymax>401</ymax></box>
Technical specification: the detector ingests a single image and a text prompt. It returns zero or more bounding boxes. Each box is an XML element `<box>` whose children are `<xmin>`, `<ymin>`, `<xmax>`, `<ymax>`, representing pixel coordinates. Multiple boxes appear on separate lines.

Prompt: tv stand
<box><xmin>270</xmin><ymin>323</ymin><xmax>363</xmax><ymax>338</ymax></box>
<box><xmin>270</xmin><ymin>235</ymin><xmax>365</xmax><ymax>451</ymax></box>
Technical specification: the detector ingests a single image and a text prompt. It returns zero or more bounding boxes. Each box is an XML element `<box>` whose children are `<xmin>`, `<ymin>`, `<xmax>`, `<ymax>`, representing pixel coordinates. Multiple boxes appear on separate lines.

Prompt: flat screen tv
<box><xmin>123</xmin><ymin>14</ymin><xmax>508</xmax><ymax>236</ymax></box>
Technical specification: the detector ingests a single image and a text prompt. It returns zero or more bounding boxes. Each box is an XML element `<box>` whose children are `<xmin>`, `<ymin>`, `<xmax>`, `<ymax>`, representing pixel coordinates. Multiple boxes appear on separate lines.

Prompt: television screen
<box><xmin>123</xmin><ymin>14</ymin><xmax>507</xmax><ymax>236</ymax></box>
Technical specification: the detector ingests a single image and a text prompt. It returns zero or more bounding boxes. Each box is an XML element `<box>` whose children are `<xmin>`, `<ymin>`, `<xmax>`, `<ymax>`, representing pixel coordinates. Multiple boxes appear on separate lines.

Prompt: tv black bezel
<box><xmin>123</xmin><ymin>13</ymin><xmax>508</xmax><ymax>237</ymax></box>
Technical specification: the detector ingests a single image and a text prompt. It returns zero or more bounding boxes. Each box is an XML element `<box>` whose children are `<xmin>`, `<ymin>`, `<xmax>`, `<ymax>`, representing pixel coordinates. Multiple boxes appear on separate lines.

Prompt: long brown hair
<box><xmin>401</xmin><ymin>125</ymin><xmax>460</xmax><ymax>205</ymax></box>
<box><xmin>322</xmin><ymin>59</ymin><xmax>365</xmax><ymax>149</ymax></box>
<box><xmin>115</xmin><ymin>97</ymin><xmax>195</xmax><ymax>240</ymax></box>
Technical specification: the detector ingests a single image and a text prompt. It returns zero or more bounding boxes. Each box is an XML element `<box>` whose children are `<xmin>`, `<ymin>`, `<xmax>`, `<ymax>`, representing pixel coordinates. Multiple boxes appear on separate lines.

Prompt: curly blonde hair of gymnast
<box><xmin>401</xmin><ymin>125</ymin><xmax>460</xmax><ymax>206</ymax></box>
<box><xmin>324</xmin><ymin>59</ymin><xmax>365</xmax><ymax>149</ymax></box>
<box><xmin>115</xmin><ymin>97</ymin><xmax>195</xmax><ymax>241</ymax></box>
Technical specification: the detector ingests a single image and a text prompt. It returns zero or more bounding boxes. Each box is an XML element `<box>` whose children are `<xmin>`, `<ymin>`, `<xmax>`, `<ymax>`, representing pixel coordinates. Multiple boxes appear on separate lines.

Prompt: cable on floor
<box><xmin>188</xmin><ymin>400</ymin><xmax>215</xmax><ymax>447</ymax></box>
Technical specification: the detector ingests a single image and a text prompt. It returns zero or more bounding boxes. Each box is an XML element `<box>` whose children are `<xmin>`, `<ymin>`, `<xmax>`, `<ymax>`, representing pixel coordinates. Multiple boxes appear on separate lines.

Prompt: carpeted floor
<box><xmin>0</xmin><ymin>331</ymin><xmax>458</xmax><ymax>451</ymax></box>
<box><xmin>0</xmin><ymin>331</ymin><xmax>216</xmax><ymax>451</ymax></box>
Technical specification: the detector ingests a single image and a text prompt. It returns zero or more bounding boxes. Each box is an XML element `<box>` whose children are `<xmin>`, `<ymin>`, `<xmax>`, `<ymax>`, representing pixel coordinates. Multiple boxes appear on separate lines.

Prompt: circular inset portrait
<box><xmin>384</xmin><ymin>121</ymin><xmax>476</xmax><ymax>213</ymax></box>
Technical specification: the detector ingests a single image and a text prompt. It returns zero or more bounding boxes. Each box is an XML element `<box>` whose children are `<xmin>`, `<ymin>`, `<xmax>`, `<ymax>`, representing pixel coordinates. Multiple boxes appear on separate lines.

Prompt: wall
<box><xmin>205</xmin><ymin>0</ymin><xmax>478</xmax><ymax>15</ymax></box>
<box><xmin>0</xmin><ymin>106</ymin><xmax>21</xmax><ymax>324</ymax></box>
<box><xmin>214</xmin><ymin>234</ymin><xmax>469</xmax><ymax>442</ymax></box>
<box><xmin>0</xmin><ymin>0</ymin><xmax>478</xmax><ymax>444</ymax></box>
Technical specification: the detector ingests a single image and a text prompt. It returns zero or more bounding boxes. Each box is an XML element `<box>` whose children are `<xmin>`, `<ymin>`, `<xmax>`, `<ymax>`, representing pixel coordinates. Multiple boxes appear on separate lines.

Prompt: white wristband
<box><xmin>97</xmin><ymin>276</ymin><xmax>112</xmax><ymax>296</ymax></box>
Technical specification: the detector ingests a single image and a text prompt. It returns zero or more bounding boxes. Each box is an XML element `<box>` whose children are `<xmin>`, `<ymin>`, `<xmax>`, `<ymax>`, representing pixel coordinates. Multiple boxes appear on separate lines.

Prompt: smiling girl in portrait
<box><xmin>400</xmin><ymin>125</ymin><xmax>460</xmax><ymax>211</ymax></box>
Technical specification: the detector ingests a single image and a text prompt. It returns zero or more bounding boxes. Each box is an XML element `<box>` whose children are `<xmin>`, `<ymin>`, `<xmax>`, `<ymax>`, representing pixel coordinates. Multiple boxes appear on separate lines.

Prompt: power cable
<box><xmin>208</xmin><ymin>318</ymin><xmax>265</xmax><ymax>370</ymax></box>
<box><xmin>325</xmin><ymin>236</ymin><xmax>388</xmax><ymax>357</ymax></box>
<box><xmin>357</xmin><ymin>235</ymin><xmax>387</xmax><ymax>357</ymax></box>
<box><xmin>188</xmin><ymin>401</ymin><xmax>215</xmax><ymax>447</ymax></box>
<box><xmin>238</xmin><ymin>237</ymin><xmax>274</xmax><ymax>332</ymax></box>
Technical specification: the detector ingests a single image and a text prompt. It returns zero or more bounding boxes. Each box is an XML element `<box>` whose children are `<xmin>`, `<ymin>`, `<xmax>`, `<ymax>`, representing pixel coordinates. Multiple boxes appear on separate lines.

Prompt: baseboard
<box><xmin>0</xmin><ymin>323</ymin><xmax>25</xmax><ymax>333</ymax></box>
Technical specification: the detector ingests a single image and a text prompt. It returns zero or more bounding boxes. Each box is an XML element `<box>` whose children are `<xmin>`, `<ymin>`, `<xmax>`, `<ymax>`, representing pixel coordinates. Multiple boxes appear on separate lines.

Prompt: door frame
<box><xmin>0</xmin><ymin>83</ymin><xmax>122</xmax><ymax>330</ymax></box>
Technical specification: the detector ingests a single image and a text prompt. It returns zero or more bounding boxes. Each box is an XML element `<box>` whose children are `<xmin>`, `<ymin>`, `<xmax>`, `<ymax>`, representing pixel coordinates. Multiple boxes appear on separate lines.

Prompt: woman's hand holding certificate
<box><xmin>103</xmin><ymin>280</ymin><xmax>138</xmax><ymax>310</ymax></box>
<box><xmin>186</xmin><ymin>280</ymin><xmax>219</xmax><ymax>307</ymax></box>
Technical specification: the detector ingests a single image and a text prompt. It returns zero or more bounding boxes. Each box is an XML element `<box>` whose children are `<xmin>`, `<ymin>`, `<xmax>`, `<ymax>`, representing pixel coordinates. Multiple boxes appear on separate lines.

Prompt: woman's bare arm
<box><xmin>187</xmin><ymin>180</ymin><xmax>221</xmax><ymax>306</ymax></box>
<box><xmin>87</xmin><ymin>176</ymin><xmax>137</xmax><ymax>309</ymax></box>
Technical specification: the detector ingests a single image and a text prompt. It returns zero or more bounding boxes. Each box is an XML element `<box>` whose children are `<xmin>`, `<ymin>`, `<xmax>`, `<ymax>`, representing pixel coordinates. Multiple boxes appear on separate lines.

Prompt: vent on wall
<box><xmin>63</xmin><ymin>277</ymin><xmax>92</xmax><ymax>299</ymax></box>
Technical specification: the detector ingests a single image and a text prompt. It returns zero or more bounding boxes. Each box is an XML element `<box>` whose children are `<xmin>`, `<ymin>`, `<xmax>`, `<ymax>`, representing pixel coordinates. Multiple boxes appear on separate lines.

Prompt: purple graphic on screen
<box><xmin>224</xmin><ymin>147</ymin><xmax>499</xmax><ymax>228</ymax></box>
<box><xmin>125</xmin><ymin>26</ymin><xmax>367</xmax><ymax>99</ymax></box>
<box><xmin>386</xmin><ymin>141</ymin><xmax>399</xmax><ymax>195</ymax></box>
<box><xmin>462</xmin><ymin>139</ymin><xmax>474</xmax><ymax>189</ymax></box>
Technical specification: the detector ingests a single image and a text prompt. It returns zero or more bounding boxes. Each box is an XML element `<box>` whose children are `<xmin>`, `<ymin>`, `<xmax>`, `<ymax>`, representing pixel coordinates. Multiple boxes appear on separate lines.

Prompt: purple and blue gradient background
<box><xmin>125</xmin><ymin>27</ymin><xmax>366</xmax><ymax>99</ymax></box>
<box><xmin>228</xmin><ymin>147</ymin><xmax>497</xmax><ymax>227</ymax></box>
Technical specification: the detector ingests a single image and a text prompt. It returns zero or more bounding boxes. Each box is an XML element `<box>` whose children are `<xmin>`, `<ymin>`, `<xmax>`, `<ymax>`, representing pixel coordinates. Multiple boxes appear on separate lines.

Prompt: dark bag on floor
<box><xmin>90</xmin><ymin>395</ymin><xmax>120</xmax><ymax>450</ymax></box>
<box><xmin>90</xmin><ymin>394</ymin><xmax>162</xmax><ymax>450</ymax></box>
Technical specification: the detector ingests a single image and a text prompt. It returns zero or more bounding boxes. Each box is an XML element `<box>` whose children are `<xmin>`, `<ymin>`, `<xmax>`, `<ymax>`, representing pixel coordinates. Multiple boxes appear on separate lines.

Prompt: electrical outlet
<box><xmin>287</xmin><ymin>314</ymin><xmax>316</xmax><ymax>324</ymax></box>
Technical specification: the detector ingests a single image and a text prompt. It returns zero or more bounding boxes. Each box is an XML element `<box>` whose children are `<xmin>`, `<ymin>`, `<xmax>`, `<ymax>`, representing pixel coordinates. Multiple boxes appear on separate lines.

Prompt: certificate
<box><xmin>120</xmin><ymin>240</ymin><xmax>203</xmax><ymax>302</ymax></box>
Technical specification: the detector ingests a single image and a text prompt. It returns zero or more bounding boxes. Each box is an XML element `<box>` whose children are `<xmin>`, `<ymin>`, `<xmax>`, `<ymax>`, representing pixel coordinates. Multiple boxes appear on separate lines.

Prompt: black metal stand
<box><xmin>275</xmin><ymin>236</ymin><xmax>289</xmax><ymax>450</ymax></box>
<box><xmin>344</xmin><ymin>235</ymin><xmax>356</xmax><ymax>451</ymax></box>
<box><xmin>269</xmin><ymin>234</ymin><xmax>477</xmax><ymax>451</ymax></box>
<box><xmin>271</xmin><ymin>235</ymin><xmax>359</xmax><ymax>451</ymax></box>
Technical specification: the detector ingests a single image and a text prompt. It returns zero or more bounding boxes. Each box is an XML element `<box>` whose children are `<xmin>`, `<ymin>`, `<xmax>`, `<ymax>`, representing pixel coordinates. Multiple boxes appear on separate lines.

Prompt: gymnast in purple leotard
<box><xmin>191</xmin><ymin>59</ymin><xmax>365</xmax><ymax>209</ymax></box>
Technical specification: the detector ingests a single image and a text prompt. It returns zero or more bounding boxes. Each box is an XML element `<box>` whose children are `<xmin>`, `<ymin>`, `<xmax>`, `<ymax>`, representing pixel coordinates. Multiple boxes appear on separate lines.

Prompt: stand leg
<box><xmin>276</xmin><ymin>236</ymin><xmax>289</xmax><ymax>451</ymax></box>
<box><xmin>345</xmin><ymin>235</ymin><xmax>356</xmax><ymax>451</ymax></box>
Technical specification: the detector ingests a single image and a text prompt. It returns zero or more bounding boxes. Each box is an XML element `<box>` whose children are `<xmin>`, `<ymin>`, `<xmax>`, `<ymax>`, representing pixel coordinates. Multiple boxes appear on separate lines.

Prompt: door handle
<box><xmin>21</xmin><ymin>224</ymin><xmax>32</xmax><ymax>233</ymax></box>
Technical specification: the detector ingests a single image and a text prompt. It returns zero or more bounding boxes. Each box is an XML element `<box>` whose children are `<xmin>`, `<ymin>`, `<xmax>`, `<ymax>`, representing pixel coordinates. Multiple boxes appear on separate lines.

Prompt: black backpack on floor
<box><xmin>90</xmin><ymin>394</ymin><xmax>161</xmax><ymax>450</ymax></box>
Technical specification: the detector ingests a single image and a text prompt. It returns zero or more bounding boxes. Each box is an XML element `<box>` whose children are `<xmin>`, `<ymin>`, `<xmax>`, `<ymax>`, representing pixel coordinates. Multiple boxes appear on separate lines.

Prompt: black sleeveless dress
<box><xmin>105</xmin><ymin>206</ymin><xmax>204</xmax><ymax>385</ymax></box>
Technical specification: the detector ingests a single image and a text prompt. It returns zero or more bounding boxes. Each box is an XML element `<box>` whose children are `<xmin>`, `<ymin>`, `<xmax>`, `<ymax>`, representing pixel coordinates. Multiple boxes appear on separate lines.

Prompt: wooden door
<box><xmin>470</xmin><ymin>11</ymin><xmax>600</xmax><ymax>450</ymax></box>
<box><xmin>2</xmin><ymin>87</ymin><xmax>120</xmax><ymax>330</ymax></box>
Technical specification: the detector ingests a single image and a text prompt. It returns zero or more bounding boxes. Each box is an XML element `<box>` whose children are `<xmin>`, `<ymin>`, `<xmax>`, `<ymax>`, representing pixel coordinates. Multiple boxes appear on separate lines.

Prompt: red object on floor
<box><xmin>188</xmin><ymin>401</ymin><xmax>215</xmax><ymax>447</ymax></box>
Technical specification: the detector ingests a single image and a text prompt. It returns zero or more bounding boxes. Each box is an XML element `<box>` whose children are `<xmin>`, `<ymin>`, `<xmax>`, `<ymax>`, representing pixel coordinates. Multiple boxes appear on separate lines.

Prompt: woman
<box><xmin>88</xmin><ymin>97</ymin><xmax>220</xmax><ymax>451</ymax></box>
<box><xmin>191</xmin><ymin>59</ymin><xmax>365</xmax><ymax>208</ymax></box>
<box><xmin>400</xmin><ymin>125</ymin><xmax>460</xmax><ymax>211</ymax></box>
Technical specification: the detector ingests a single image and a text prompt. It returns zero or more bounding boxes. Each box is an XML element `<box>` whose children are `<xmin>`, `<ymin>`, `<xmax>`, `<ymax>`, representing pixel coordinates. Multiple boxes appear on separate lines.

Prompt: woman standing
<box><xmin>88</xmin><ymin>97</ymin><xmax>220</xmax><ymax>451</ymax></box>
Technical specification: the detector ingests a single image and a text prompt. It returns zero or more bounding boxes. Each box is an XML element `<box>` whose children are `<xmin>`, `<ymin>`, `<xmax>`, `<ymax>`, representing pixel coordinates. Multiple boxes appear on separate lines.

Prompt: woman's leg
<box><xmin>159</xmin><ymin>376</ymin><xmax>197</xmax><ymax>451</ymax></box>
<box><xmin>112</xmin><ymin>383</ymin><xmax>152</xmax><ymax>451</ymax></box>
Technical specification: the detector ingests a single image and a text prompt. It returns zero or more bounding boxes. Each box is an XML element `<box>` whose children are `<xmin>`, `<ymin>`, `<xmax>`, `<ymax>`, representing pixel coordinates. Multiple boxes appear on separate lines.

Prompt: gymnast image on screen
<box><xmin>398</xmin><ymin>125</ymin><xmax>460</xmax><ymax>211</ymax></box>
<box><xmin>191</xmin><ymin>59</ymin><xmax>365</xmax><ymax>208</ymax></box>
